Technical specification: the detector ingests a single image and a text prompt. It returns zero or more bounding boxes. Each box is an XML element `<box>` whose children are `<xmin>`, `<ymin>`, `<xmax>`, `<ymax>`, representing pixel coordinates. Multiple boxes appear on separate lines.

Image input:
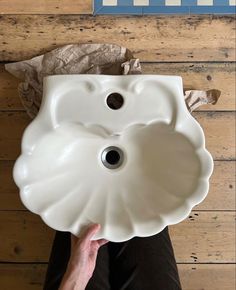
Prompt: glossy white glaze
<box><xmin>13</xmin><ymin>75</ymin><xmax>213</xmax><ymax>242</ymax></box>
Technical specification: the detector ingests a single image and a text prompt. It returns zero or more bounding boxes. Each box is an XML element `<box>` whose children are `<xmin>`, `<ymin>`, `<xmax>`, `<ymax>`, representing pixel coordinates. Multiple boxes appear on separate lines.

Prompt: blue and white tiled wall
<box><xmin>94</xmin><ymin>0</ymin><xmax>236</xmax><ymax>14</ymax></box>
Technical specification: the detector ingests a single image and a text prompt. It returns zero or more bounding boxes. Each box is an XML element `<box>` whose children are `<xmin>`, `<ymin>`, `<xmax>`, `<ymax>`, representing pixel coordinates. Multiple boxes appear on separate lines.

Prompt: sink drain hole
<box><xmin>106</xmin><ymin>93</ymin><xmax>124</xmax><ymax>110</ymax></box>
<box><xmin>101</xmin><ymin>146</ymin><xmax>124</xmax><ymax>169</ymax></box>
<box><xmin>106</xmin><ymin>150</ymin><xmax>120</xmax><ymax>165</ymax></box>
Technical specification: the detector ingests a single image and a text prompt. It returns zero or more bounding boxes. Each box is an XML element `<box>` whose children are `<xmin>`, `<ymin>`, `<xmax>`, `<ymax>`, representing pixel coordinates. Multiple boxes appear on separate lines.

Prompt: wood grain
<box><xmin>142</xmin><ymin>62</ymin><xmax>236</xmax><ymax>111</ymax></box>
<box><xmin>0</xmin><ymin>263</ymin><xmax>235</xmax><ymax>290</ymax></box>
<box><xmin>191</xmin><ymin>111</ymin><xmax>235</xmax><ymax>161</ymax></box>
<box><xmin>0</xmin><ymin>264</ymin><xmax>46</xmax><ymax>290</ymax></box>
<box><xmin>0</xmin><ymin>211</ymin><xmax>234</xmax><ymax>263</ymax></box>
<box><xmin>0</xmin><ymin>4</ymin><xmax>235</xmax><ymax>289</ymax></box>
<box><xmin>1</xmin><ymin>160</ymin><xmax>234</xmax><ymax>211</ymax></box>
<box><xmin>194</xmin><ymin>161</ymin><xmax>235</xmax><ymax>211</ymax></box>
<box><xmin>0</xmin><ymin>111</ymin><xmax>234</xmax><ymax>161</ymax></box>
<box><xmin>170</xmin><ymin>211</ymin><xmax>236</xmax><ymax>263</ymax></box>
<box><xmin>0</xmin><ymin>64</ymin><xmax>22</xmax><ymax>111</ymax></box>
<box><xmin>0</xmin><ymin>0</ymin><xmax>92</xmax><ymax>14</ymax></box>
<box><xmin>0</xmin><ymin>15</ymin><xmax>235</xmax><ymax>62</ymax></box>
<box><xmin>179</xmin><ymin>264</ymin><xmax>236</xmax><ymax>290</ymax></box>
<box><xmin>0</xmin><ymin>112</ymin><xmax>31</xmax><ymax>160</ymax></box>
<box><xmin>0</xmin><ymin>211</ymin><xmax>54</xmax><ymax>263</ymax></box>
<box><xmin>1</xmin><ymin>62</ymin><xmax>235</xmax><ymax>111</ymax></box>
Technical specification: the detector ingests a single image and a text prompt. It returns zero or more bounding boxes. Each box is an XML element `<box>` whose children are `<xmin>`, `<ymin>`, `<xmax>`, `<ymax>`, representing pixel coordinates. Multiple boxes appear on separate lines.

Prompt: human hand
<box><xmin>59</xmin><ymin>224</ymin><xmax>108</xmax><ymax>290</ymax></box>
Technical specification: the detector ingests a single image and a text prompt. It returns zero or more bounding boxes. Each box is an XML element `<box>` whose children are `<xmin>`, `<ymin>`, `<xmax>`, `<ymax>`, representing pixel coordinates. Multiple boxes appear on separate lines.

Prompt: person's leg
<box><xmin>43</xmin><ymin>232</ymin><xmax>71</xmax><ymax>290</ymax></box>
<box><xmin>108</xmin><ymin>227</ymin><xmax>182</xmax><ymax>290</ymax></box>
<box><xmin>43</xmin><ymin>231</ymin><xmax>110</xmax><ymax>290</ymax></box>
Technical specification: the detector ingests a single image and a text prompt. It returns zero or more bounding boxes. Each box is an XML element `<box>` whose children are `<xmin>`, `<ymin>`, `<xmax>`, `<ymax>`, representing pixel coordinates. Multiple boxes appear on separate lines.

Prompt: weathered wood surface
<box><xmin>170</xmin><ymin>211</ymin><xmax>235</xmax><ymax>264</ymax></box>
<box><xmin>0</xmin><ymin>6</ymin><xmax>235</xmax><ymax>289</ymax></box>
<box><xmin>0</xmin><ymin>211</ymin><xmax>54</xmax><ymax>263</ymax></box>
<box><xmin>0</xmin><ymin>62</ymin><xmax>235</xmax><ymax>111</ymax></box>
<box><xmin>0</xmin><ymin>111</ymin><xmax>234</xmax><ymax>160</ymax></box>
<box><xmin>142</xmin><ymin>62</ymin><xmax>236</xmax><ymax>111</ymax></box>
<box><xmin>0</xmin><ymin>264</ymin><xmax>46</xmax><ymax>290</ymax></box>
<box><xmin>0</xmin><ymin>160</ymin><xmax>234</xmax><ymax>211</ymax></box>
<box><xmin>0</xmin><ymin>15</ymin><xmax>235</xmax><ymax>62</ymax></box>
<box><xmin>192</xmin><ymin>111</ymin><xmax>235</xmax><ymax>160</ymax></box>
<box><xmin>0</xmin><ymin>0</ymin><xmax>92</xmax><ymax>14</ymax></box>
<box><xmin>179</xmin><ymin>264</ymin><xmax>236</xmax><ymax>290</ymax></box>
<box><xmin>0</xmin><ymin>211</ymin><xmax>234</xmax><ymax>263</ymax></box>
<box><xmin>0</xmin><ymin>263</ymin><xmax>235</xmax><ymax>290</ymax></box>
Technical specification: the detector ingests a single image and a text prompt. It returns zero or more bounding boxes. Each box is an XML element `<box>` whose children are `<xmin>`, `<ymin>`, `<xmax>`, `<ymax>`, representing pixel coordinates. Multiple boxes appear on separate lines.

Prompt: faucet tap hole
<box><xmin>106</xmin><ymin>93</ymin><xmax>124</xmax><ymax>110</ymax></box>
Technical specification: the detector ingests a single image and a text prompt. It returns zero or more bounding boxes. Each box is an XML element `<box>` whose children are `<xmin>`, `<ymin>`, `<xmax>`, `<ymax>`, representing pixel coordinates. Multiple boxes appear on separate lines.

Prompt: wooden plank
<box><xmin>0</xmin><ymin>15</ymin><xmax>235</xmax><ymax>62</ymax></box>
<box><xmin>170</xmin><ymin>212</ymin><xmax>236</xmax><ymax>264</ymax></box>
<box><xmin>195</xmin><ymin>161</ymin><xmax>235</xmax><ymax>211</ymax></box>
<box><xmin>142</xmin><ymin>62</ymin><xmax>236</xmax><ymax>111</ymax></box>
<box><xmin>0</xmin><ymin>211</ymin><xmax>54</xmax><ymax>263</ymax></box>
<box><xmin>0</xmin><ymin>211</ymin><xmax>234</xmax><ymax>263</ymax></box>
<box><xmin>192</xmin><ymin>111</ymin><xmax>235</xmax><ymax>161</ymax></box>
<box><xmin>1</xmin><ymin>62</ymin><xmax>235</xmax><ymax>111</ymax></box>
<box><xmin>0</xmin><ymin>264</ymin><xmax>46</xmax><ymax>290</ymax></box>
<box><xmin>0</xmin><ymin>111</ymin><xmax>234</xmax><ymax>161</ymax></box>
<box><xmin>179</xmin><ymin>264</ymin><xmax>236</xmax><ymax>290</ymax></box>
<box><xmin>1</xmin><ymin>160</ymin><xmax>234</xmax><ymax>211</ymax></box>
<box><xmin>0</xmin><ymin>0</ymin><xmax>92</xmax><ymax>14</ymax></box>
<box><xmin>0</xmin><ymin>64</ymin><xmax>22</xmax><ymax>110</ymax></box>
<box><xmin>0</xmin><ymin>112</ymin><xmax>30</xmax><ymax>160</ymax></box>
<box><xmin>0</xmin><ymin>264</ymin><xmax>235</xmax><ymax>290</ymax></box>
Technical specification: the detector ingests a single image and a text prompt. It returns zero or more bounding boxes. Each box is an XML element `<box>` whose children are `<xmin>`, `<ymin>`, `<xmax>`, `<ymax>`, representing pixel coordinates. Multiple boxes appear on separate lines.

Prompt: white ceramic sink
<box><xmin>13</xmin><ymin>75</ymin><xmax>213</xmax><ymax>242</ymax></box>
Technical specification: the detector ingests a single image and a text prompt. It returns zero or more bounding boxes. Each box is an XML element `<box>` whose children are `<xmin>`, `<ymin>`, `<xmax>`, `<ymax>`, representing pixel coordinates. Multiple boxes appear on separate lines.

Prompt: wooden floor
<box><xmin>0</xmin><ymin>1</ymin><xmax>235</xmax><ymax>289</ymax></box>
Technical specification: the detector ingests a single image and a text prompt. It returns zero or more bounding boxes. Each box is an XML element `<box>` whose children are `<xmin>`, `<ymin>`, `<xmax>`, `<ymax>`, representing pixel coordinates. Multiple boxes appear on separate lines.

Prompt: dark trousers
<box><xmin>43</xmin><ymin>227</ymin><xmax>182</xmax><ymax>290</ymax></box>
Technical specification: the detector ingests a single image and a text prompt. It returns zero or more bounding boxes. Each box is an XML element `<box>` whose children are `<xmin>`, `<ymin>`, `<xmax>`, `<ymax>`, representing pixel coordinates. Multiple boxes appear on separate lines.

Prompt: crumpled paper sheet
<box><xmin>5</xmin><ymin>44</ymin><xmax>220</xmax><ymax>119</ymax></box>
<box><xmin>185</xmin><ymin>89</ymin><xmax>221</xmax><ymax>112</ymax></box>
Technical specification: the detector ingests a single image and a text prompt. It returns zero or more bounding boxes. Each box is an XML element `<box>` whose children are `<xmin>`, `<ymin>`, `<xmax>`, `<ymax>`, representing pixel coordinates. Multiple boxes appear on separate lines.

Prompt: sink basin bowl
<box><xmin>13</xmin><ymin>75</ymin><xmax>213</xmax><ymax>242</ymax></box>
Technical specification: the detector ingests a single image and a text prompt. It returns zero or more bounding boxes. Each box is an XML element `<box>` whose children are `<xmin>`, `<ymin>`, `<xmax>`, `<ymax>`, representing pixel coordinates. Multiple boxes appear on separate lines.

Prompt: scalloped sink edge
<box><xmin>13</xmin><ymin>75</ymin><xmax>214</xmax><ymax>242</ymax></box>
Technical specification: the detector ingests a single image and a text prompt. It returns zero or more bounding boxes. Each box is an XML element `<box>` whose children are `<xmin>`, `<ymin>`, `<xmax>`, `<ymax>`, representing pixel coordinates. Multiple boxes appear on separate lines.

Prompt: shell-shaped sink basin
<box><xmin>13</xmin><ymin>75</ymin><xmax>213</xmax><ymax>242</ymax></box>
